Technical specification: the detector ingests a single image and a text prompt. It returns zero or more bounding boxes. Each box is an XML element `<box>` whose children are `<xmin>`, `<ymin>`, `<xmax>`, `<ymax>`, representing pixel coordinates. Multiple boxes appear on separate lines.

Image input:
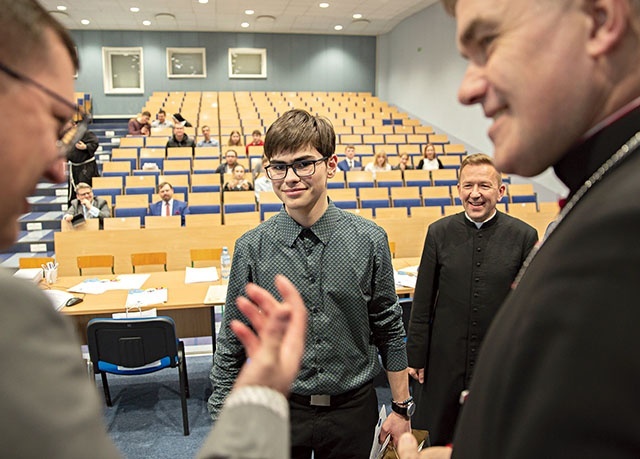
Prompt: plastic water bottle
<box><xmin>220</xmin><ymin>247</ymin><xmax>231</xmax><ymax>281</ymax></box>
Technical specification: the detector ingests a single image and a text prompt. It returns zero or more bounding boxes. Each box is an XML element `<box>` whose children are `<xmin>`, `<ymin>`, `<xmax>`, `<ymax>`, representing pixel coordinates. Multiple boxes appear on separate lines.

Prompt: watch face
<box><xmin>407</xmin><ymin>402</ymin><xmax>416</xmax><ymax>417</ymax></box>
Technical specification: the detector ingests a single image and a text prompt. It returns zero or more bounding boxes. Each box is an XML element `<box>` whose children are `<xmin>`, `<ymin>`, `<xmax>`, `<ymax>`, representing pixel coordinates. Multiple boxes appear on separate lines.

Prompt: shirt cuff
<box><xmin>223</xmin><ymin>386</ymin><xmax>289</xmax><ymax>420</ymax></box>
<box><xmin>88</xmin><ymin>206</ymin><xmax>100</xmax><ymax>217</ymax></box>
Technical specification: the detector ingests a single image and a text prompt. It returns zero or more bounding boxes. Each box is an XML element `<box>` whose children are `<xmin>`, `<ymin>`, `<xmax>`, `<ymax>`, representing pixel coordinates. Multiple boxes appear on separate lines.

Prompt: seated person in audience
<box><xmin>245</xmin><ymin>129</ymin><xmax>265</xmax><ymax>155</ymax></box>
<box><xmin>150</xmin><ymin>109</ymin><xmax>174</xmax><ymax>130</ymax></box>
<box><xmin>393</xmin><ymin>153</ymin><xmax>414</xmax><ymax>171</ymax></box>
<box><xmin>148</xmin><ymin>181</ymin><xmax>189</xmax><ymax>226</ymax></box>
<box><xmin>172</xmin><ymin>113</ymin><xmax>192</xmax><ymax>128</ymax></box>
<box><xmin>254</xmin><ymin>156</ymin><xmax>273</xmax><ymax>201</ymax></box>
<box><xmin>215</xmin><ymin>149</ymin><xmax>239</xmax><ymax>175</ymax></box>
<box><xmin>337</xmin><ymin>145</ymin><xmax>362</xmax><ymax>171</ymax></box>
<box><xmin>166</xmin><ymin>123</ymin><xmax>195</xmax><ymax>154</ymax></box>
<box><xmin>197</xmin><ymin>125</ymin><xmax>219</xmax><ymax>147</ymax></box>
<box><xmin>63</xmin><ymin>183</ymin><xmax>110</xmax><ymax>222</ymax></box>
<box><xmin>365</xmin><ymin>151</ymin><xmax>393</xmax><ymax>175</ymax></box>
<box><xmin>128</xmin><ymin>111</ymin><xmax>151</xmax><ymax>136</ymax></box>
<box><xmin>224</xmin><ymin>164</ymin><xmax>254</xmax><ymax>191</ymax></box>
<box><xmin>227</xmin><ymin>130</ymin><xmax>243</xmax><ymax>147</ymax></box>
<box><xmin>417</xmin><ymin>143</ymin><xmax>443</xmax><ymax>170</ymax></box>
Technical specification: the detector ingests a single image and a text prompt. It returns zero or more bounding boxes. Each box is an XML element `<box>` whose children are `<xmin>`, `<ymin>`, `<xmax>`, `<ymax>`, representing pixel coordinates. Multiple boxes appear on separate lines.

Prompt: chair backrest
<box><xmin>102</xmin><ymin>217</ymin><xmax>141</xmax><ymax>231</ymax></box>
<box><xmin>185</xmin><ymin>213</ymin><xmax>222</xmax><ymax>226</ymax></box>
<box><xmin>131</xmin><ymin>252</ymin><xmax>167</xmax><ymax>272</ymax></box>
<box><xmin>87</xmin><ymin>317</ymin><xmax>179</xmax><ymax>373</ymax></box>
<box><xmin>18</xmin><ymin>256</ymin><xmax>54</xmax><ymax>269</ymax></box>
<box><xmin>77</xmin><ymin>255</ymin><xmax>115</xmax><ymax>275</ymax></box>
<box><xmin>190</xmin><ymin>248</ymin><xmax>223</xmax><ymax>267</ymax></box>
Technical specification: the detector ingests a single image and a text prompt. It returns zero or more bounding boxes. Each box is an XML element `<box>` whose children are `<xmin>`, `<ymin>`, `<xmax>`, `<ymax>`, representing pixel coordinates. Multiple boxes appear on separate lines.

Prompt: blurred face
<box><xmin>270</xmin><ymin>147</ymin><xmax>337</xmax><ymax>224</ymax></box>
<box><xmin>376</xmin><ymin>153</ymin><xmax>386</xmax><ymax>166</ymax></box>
<box><xmin>400</xmin><ymin>154</ymin><xmax>409</xmax><ymax>164</ymax></box>
<box><xmin>157</xmin><ymin>112</ymin><xmax>166</xmax><ymax>123</ymax></box>
<box><xmin>140</xmin><ymin>114</ymin><xmax>150</xmax><ymax>124</ymax></box>
<box><xmin>455</xmin><ymin>0</ymin><xmax>597</xmax><ymax>176</ymax></box>
<box><xmin>76</xmin><ymin>187</ymin><xmax>93</xmax><ymax>201</ymax></box>
<box><xmin>173</xmin><ymin>125</ymin><xmax>185</xmax><ymax>138</ymax></box>
<box><xmin>230</xmin><ymin>132</ymin><xmax>240</xmax><ymax>144</ymax></box>
<box><xmin>0</xmin><ymin>30</ymin><xmax>73</xmax><ymax>248</ymax></box>
<box><xmin>425</xmin><ymin>145</ymin><xmax>436</xmax><ymax>159</ymax></box>
<box><xmin>345</xmin><ymin>147</ymin><xmax>356</xmax><ymax>159</ymax></box>
<box><xmin>252</xmin><ymin>133</ymin><xmax>262</xmax><ymax>142</ymax></box>
<box><xmin>159</xmin><ymin>184</ymin><xmax>174</xmax><ymax>202</ymax></box>
<box><xmin>225</xmin><ymin>151</ymin><xmax>237</xmax><ymax>166</ymax></box>
<box><xmin>202</xmin><ymin>127</ymin><xmax>211</xmax><ymax>139</ymax></box>
<box><xmin>233</xmin><ymin>165</ymin><xmax>245</xmax><ymax>179</ymax></box>
<box><xmin>457</xmin><ymin>163</ymin><xmax>505</xmax><ymax>222</ymax></box>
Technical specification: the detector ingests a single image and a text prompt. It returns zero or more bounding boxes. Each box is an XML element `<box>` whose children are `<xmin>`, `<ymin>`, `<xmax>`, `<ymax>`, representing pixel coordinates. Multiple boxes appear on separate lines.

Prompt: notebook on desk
<box><xmin>204</xmin><ymin>285</ymin><xmax>227</xmax><ymax>305</ymax></box>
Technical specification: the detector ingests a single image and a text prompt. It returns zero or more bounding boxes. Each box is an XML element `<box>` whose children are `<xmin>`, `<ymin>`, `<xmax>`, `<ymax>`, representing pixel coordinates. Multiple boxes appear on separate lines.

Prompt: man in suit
<box><xmin>0</xmin><ymin>6</ymin><xmax>305</xmax><ymax>456</ymax></box>
<box><xmin>407</xmin><ymin>153</ymin><xmax>537</xmax><ymax>446</ymax></box>
<box><xmin>149</xmin><ymin>181</ymin><xmax>189</xmax><ymax>225</ymax></box>
<box><xmin>337</xmin><ymin>145</ymin><xmax>362</xmax><ymax>171</ymax></box>
<box><xmin>399</xmin><ymin>0</ymin><xmax>640</xmax><ymax>458</ymax></box>
<box><xmin>63</xmin><ymin>182</ymin><xmax>111</xmax><ymax>222</ymax></box>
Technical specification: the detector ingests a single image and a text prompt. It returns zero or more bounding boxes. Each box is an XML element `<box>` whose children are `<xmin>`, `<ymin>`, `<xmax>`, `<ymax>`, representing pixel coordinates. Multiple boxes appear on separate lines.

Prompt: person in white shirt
<box><xmin>150</xmin><ymin>109</ymin><xmax>174</xmax><ymax>129</ymax></box>
<box><xmin>365</xmin><ymin>150</ymin><xmax>393</xmax><ymax>177</ymax></box>
<box><xmin>417</xmin><ymin>143</ymin><xmax>443</xmax><ymax>170</ymax></box>
<box><xmin>197</xmin><ymin>125</ymin><xmax>220</xmax><ymax>147</ymax></box>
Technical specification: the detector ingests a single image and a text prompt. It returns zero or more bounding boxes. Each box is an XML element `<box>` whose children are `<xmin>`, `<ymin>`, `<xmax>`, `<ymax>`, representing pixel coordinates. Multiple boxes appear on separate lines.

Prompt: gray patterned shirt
<box><xmin>207</xmin><ymin>202</ymin><xmax>407</xmax><ymax>419</ymax></box>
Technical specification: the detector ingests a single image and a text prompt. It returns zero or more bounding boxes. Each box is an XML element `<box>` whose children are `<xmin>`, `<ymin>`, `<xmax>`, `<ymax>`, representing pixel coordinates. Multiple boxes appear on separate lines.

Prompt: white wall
<box><xmin>376</xmin><ymin>3</ymin><xmax>567</xmax><ymax>199</ymax></box>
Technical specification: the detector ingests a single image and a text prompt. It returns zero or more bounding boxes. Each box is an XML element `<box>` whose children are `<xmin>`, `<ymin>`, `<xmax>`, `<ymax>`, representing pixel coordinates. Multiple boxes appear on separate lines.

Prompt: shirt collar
<box><xmin>277</xmin><ymin>201</ymin><xmax>341</xmax><ymax>247</ymax></box>
<box><xmin>464</xmin><ymin>209</ymin><xmax>498</xmax><ymax>229</ymax></box>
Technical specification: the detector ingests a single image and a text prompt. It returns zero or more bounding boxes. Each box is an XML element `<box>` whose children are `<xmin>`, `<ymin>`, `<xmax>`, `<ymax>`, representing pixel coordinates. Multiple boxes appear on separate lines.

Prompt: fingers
<box><xmin>418</xmin><ymin>368</ymin><xmax>425</xmax><ymax>384</ymax></box>
<box><xmin>397</xmin><ymin>432</ymin><xmax>419</xmax><ymax>459</ymax></box>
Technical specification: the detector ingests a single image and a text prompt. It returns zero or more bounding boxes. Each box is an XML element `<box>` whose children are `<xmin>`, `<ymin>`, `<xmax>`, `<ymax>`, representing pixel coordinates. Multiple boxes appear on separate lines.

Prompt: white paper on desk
<box><xmin>394</xmin><ymin>272</ymin><xmax>417</xmax><ymax>288</ymax></box>
<box><xmin>204</xmin><ymin>285</ymin><xmax>227</xmax><ymax>304</ymax></box>
<box><xmin>42</xmin><ymin>289</ymin><xmax>75</xmax><ymax>311</ymax></box>
<box><xmin>397</xmin><ymin>265</ymin><xmax>419</xmax><ymax>276</ymax></box>
<box><xmin>184</xmin><ymin>266</ymin><xmax>219</xmax><ymax>284</ymax></box>
<box><xmin>125</xmin><ymin>288</ymin><xmax>168</xmax><ymax>308</ymax></box>
<box><xmin>104</xmin><ymin>274</ymin><xmax>150</xmax><ymax>290</ymax></box>
<box><xmin>68</xmin><ymin>279</ymin><xmax>109</xmax><ymax>294</ymax></box>
<box><xmin>369</xmin><ymin>405</ymin><xmax>390</xmax><ymax>459</ymax></box>
<box><xmin>112</xmin><ymin>307</ymin><xmax>158</xmax><ymax>319</ymax></box>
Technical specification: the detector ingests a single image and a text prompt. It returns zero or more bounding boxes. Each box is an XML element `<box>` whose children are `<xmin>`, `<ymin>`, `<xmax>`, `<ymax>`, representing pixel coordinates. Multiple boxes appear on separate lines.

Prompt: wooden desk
<box><xmin>54</xmin><ymin>259</ymin><xmax>419</xmax><ymax>347</ymax></box>
<box><xmin>52</xmin><ymin>271</ymin><xmax>224</xmax><ymax>350</ymax></box>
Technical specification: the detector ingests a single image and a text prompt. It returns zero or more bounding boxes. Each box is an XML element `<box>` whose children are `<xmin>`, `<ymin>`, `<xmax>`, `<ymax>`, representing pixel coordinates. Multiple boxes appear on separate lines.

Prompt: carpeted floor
<box><xmin>98</xmin><ymin>355</ymin><xmax>392</xmax><ymax>459</ymax></box>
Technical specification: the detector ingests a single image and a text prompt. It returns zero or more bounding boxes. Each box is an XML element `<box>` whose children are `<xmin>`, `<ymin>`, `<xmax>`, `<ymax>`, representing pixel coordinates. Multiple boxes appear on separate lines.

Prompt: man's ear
<box><xmin>326</xmin><ymin>154</ymin><xmax>338</xmax><ymax>178</ymax></box>
<box><xmin>586</xmin><ymin>0</ymin><xmax>631</xmax><ymax>56</ymax></box>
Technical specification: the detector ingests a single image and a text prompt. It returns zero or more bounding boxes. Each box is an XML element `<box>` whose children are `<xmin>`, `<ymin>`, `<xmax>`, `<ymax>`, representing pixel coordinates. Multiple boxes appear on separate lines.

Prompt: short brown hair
<box><xmin>264</xmin><ymin>109</ymin><xmax>336</xmax><ymax>160</ymax></box>
<box><xmin>0</xmin><ymin>0</ymin><xmax>78</xmax><ymax>73</ymax></box>
<box><xmin>460</xmin><ymin>153</ymin><xmax>502</xmax><ymax>185</ymax></box>
<box><xmin>157</xmin><ymin>181</ymin><xmax>173</xmax><ymax>192</ymax></box>
<box><xmin>252</xmin><ymin>129</ymin><xmax>262</xmax><ymax>136</ymax></box>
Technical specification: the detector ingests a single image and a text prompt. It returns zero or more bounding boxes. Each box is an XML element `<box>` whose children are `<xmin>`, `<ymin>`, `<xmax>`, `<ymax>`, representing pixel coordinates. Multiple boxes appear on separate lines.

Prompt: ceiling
<box><xmin>41</xmin><ymin>0</ymin><xmax>439</xmax><ymax>36</ymax></box>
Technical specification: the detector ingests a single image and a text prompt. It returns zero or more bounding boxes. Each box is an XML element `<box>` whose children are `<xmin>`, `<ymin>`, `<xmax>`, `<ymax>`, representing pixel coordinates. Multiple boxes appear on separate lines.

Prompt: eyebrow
<box><xmin>458</xmin><ymin>17</ymin><xmax>498</xmax><ymax>52</ymax></box>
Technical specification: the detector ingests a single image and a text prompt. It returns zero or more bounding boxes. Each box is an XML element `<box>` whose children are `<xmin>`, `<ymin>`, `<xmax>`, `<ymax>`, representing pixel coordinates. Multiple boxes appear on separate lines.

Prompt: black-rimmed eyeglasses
<box><xmin>264</xmin><ymin>158</ymin><xmax>328</xmax><ymax>180</ymax></box>
<box><xmin>0</xmin><ymin>61</ymin><xmax>87</xmax><ymax>158</ymax></box>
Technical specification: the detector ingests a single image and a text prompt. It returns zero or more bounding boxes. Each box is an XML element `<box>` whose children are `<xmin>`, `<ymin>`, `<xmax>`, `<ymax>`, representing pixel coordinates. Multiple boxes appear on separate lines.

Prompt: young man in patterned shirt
<box><xmin>208</xmin><ymin>108</ymin><xmax>411</xmax><ymax>458</ymax></box>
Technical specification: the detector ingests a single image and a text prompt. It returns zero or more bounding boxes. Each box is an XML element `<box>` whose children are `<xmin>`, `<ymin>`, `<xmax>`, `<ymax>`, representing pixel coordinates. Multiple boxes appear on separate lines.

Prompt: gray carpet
<box><xmin>98</xmin><ymin>355</ymin><xmax>392</xmax><ymax>459</ymax></box>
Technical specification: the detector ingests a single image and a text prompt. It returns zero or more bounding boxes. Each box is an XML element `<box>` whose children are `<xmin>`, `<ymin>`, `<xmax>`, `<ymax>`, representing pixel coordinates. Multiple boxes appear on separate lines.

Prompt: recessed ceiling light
<box><xmin>80</xmin><ymin>19</ymin><xmax>90</xmax><ymax>25</ymax></box>
<box><xmin>142</xmin><ymin>20</ymin><xmax>151</xmax><ymax>26</ymax></box>
<box><xmin>56</xmin><ymin>5</ymin><xmax>67</xmax><ymax>11</ymax></box>
<box><xmin>319</xmin><ymin>3</ymin><xmax>330</xmax><ymax>8</ymax></box>
<box><xmin>130</xmin><ymin>7</ymin><xmax>140</xmax><ymax>12</ymax></box>
<box><xmin>334</xmin><ymin>24</ymin><xmax>343</xmax><ymax>30</ymax></box>
<box><xmin>353</xmin><ymin>13</ymin><xmax>362</xmax><ymax>19</ymax></box>
<box><xmin>198</xmin><ymin>0</ymin><xmax>208</xmax><ymax>4</ymax></box>
<box><xmin>245</xmin><ymin>9</ymin><xmax>255</xmax><ymax>15</ymax></box>
<box><xmin>241</xmin><ymin>22</ymin><xmax>250</xmax><ymax>28</ymax></box>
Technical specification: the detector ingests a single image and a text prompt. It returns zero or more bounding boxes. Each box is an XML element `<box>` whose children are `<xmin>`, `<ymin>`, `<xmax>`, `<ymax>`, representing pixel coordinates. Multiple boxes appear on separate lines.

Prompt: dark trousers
<box><xmin>290</xmin><ymin>382</ymin><xmax>378</xmax><ymax>459</ymax></box>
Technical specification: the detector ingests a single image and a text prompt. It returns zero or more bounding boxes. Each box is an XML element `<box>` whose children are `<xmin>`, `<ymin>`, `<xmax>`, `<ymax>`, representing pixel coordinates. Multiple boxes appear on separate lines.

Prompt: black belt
<box><xmin>289</xmin><ymin>382</ymin><xmax>371</xmax><ymax>408</ymax></box>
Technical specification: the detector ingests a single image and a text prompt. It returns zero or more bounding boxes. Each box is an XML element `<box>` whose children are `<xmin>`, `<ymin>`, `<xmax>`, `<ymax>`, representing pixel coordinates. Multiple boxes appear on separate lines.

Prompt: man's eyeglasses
<box><xmin>265</xmin><ymin>158</ymin><xmax>328</xmax><ymax>180</ymax></box>
<box><xmin>0</xmin><ymin>61</ymin><xmax>87</xmax><ymax>158</ymax></box>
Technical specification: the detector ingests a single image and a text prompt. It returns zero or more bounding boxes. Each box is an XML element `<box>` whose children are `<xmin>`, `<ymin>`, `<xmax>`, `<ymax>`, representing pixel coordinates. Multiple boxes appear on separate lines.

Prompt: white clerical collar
<box><xmin>464</xmin><ymin>209</ymin><xmax>497</xmax><ymax>229</ymax></box>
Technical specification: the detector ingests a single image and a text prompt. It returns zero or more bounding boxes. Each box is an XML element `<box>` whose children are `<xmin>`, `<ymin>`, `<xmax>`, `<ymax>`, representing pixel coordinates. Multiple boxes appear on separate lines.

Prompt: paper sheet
<box><xmin>125</xmin><ymin>288</ymin><xmax>168</xmax><ymax>308</ymax></box>
<box><xmin>112</xmin><ymin>307</ymin><xmax>158</xmax><ymax>319</ymax></box>
<box><xmin>42</xmin><ymin>289</ymin><xmax>76</xmax><ymax>311</ymax></box>
<box><xmin>184</xmin><ymin>266</ymin><xmax>219</xmax><ymax>284</ymax></box>
<box><xmin>369</xmin><ymin>405</ymin><xmax>390</xmax><ymax>459</ymax></box>
<box><xmin>394</xmin><ymin>272</ymin><xmax>417</xmax><ymax>288</ymax></box>
<box><xmin>68</xmin><ymin>274</ymin><xmax>151</xmax><ymax>294</ymax></box>
<box><xmin>204</xmin><ymin>285</ymin><xmax>227</xmax><ymax>304</ymax></box>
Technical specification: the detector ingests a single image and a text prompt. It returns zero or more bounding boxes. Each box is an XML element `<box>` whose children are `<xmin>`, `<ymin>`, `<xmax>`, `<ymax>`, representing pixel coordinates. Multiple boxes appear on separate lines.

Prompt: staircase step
<box><xmin>4</xmin><ymin>230</ymin><xmax>55</xmax><ymax>254</ymax></box>
<box><xmin>27</xmin><ymin>196</ymin><xmax>68</xmax><ymax>213</ymax></box>
<box><xmin>19</xmin><ymin>211</ymin><xmax>64</xmax><ymax>230</ymax></box>
<box><xmin>35</xmin><ymin>182</ymin><xmax>68</xmax><ymax>197</ymax></box>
